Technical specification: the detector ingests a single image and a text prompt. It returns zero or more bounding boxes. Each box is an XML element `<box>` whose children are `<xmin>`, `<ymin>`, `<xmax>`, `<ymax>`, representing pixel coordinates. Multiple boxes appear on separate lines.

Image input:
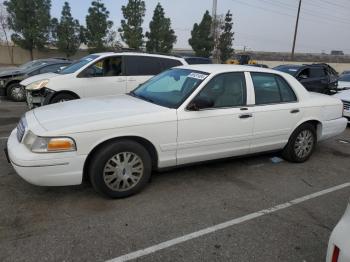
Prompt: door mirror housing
<box><xmin>187</xmin><ymin>96</ymin><xmax>214</xmax><ymax>111</ymax></box>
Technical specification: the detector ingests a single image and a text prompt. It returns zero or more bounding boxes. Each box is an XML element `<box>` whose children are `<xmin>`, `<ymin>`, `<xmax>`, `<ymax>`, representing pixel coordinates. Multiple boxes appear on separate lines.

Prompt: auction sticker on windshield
<box><xmin>188</xmin><ymin>72</ymin><xmax>209</xmax><ymax>80</ymax></box>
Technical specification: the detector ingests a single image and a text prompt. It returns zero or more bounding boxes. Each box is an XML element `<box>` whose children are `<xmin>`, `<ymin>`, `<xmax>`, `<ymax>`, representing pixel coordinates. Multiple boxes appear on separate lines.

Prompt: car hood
<box><xmin>0</xmin><ymin>69</ymin><xmax>24</xmax><ymax>78</ymax></box>
<box><xmin>32</xmin><ymin>94</ymin><xmax>171</xmax><ymax>134</ymax></box>
<box><xmin>20</xmin><ymin>72</ymin><xmax>58</xmax><ymax>86</ymax></box>
<box><xmin>333</xmin><ymin>89</ymin><xmax>350</xmax><ymax>101</ymax></box>
<box><xmin>0</xmin><ymin>66</ymin><xmax>18</xmax><ymax>73</ymax></box>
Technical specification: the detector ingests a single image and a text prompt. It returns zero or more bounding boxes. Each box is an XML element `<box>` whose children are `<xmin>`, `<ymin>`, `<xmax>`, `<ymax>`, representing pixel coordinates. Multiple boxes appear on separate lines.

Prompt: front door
<box><xmin>80</xmin><ymin>56</ymin><xmax>127</xmax><ymax>98</ymax></box>
<box><xmin>177</xmin><ymin>72</ymin><xmax>254</xmax><ymax>165</ymax></box>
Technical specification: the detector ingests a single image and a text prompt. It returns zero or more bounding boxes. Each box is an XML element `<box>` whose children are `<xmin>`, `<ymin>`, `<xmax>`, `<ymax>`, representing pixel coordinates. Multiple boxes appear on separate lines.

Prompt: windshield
<box><xmin>339</xmin><ymin>74</ymin><xmax>350</xmax><ymax>82</ymax></box>
<box><xmin>274</xmin><ymin>65</ymin><xmax>300</xmax><ymax>76</ymax></box>
<box><xmin>131</xmin><ymin>69</ymin><xmax>209</xmax><ymax>108</ymax></box>
<box><xmin>58</xmin><ymin>55</ymin><xmax>99</xmax><ymax>74</ymax></box>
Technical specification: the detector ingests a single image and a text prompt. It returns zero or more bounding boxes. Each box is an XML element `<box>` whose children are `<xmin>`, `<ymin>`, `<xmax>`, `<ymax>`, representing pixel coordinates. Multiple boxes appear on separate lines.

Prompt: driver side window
<box><xmin>196</xmin><ymin>72</ymin><xmax>247</xmax><ymax>109</ymax></box>
<box><xmin>81</xmin><ymin>56</ymin><xmax>123</xmax><ymax>78</ymax></box>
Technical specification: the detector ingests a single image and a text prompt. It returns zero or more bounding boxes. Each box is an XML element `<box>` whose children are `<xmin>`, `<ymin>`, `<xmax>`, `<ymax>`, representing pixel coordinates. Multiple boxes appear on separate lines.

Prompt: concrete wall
<box><xmin>0</xmin><ymin>45</ymin><xmax>89</xmax><ymax>65</ymax></box>
<box><xmin>261</xmin><ymin>60</ymin><xmax>350</xmax><ymax>74</ymax></box>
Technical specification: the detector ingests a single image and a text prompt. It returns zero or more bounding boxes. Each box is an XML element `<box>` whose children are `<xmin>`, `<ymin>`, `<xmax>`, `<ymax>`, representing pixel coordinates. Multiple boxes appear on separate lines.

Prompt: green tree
<box><xmin>85</xmin><ymin>0</ymin><xmax>113</xmax><ymax>52</ymax></box>
<box><xmin>119</xmin><ymin>0</ymin><xmax>145</xmax><ymax>50</ymax></box>
<box><xmin>4</xmin><ymin>0</ymin><xmax>52</xmax><ymax>60</ymax></box>
<box><xmin>52</xmin><ymin>2</ymin><xmax>82</xmax><ymax>58</ymax></box>
<box><xmin>188</xmin><ymin>11</ymin><xmax>214</xmax><ymax>58</ymax></box>
<box><xmin>218</xmin><ymin>10</ymin><xmax>234</xmax><ymax>63</ymax></box>
<box><xmin>146</xmin><ymin>3</ymin><xmax>176</xmax><ymax>53</ymax></box>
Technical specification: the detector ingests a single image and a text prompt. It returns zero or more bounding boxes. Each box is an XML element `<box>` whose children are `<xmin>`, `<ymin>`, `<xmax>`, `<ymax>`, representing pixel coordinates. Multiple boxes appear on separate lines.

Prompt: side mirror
<box><xmin>187</xmin><ymin>96</ymin><xmax>214</xmax><ymax>111</ymax></box>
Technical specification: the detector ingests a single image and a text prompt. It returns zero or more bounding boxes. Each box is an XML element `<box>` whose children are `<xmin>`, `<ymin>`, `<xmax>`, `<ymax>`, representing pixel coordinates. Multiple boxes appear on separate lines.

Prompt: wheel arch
<box><xmin>292</xmin><ymin>119</ymin><xmax>322</xmax><ymax>140</ymax></box>
<box><xmin>82</xmin><ymin>136</ymin><xmax>159</xmax><ymax>182</ymax></box>
<box><xmin>5</xmin><ymin>80</ymin><xmax>21</xmax><ymax>88</ymax></box>
<box><xmin>50</xmin><ymin>90</ymin><xmax>80</xmax><ymax>99</ymax></box>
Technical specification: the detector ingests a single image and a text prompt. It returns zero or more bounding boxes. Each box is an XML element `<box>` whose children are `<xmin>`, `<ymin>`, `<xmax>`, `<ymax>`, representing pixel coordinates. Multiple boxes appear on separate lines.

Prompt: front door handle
<box><xmin>239</xmin><ymin>113</ymin><xmax>253</xmax><ymax>119</ymax></box>
<box><xmin>290</xmin><ymin>109</ymin><xmax>300</xmax><ymax>114</ymax></box>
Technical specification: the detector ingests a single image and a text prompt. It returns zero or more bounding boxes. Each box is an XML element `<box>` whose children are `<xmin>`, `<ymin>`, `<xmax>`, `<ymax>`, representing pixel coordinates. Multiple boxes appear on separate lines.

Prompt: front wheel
<box><xmin>89</xmin><ymin>140</ymin><xmax>152</xmax><ymax>198</ymax></box>
<box><xmin>7</xmin><ymin>83</ymin><xmax>25</xmax><ymax>102</ymax></box>
<box><xmin>282</xmin><ymin>123</ymin><xmax>317</xmax><ymax>163</ymax></box>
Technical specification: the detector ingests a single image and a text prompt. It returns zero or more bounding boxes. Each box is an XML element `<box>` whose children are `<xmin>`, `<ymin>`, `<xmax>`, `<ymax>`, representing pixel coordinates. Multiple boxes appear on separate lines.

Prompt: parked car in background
<box><xmin>333</xmin><ymin>89</ymin><xmax>350</xmax><ymax>122</ymax></box>
<box><xmin>0</xmin><ymin>59</ymin><xmax>71</xmax><ymax>102</ymax></box>
<box><xmin>246</xmin><ymin>64</ymin><xmax>269</xmax><ymax>68</ymax></box>
<box><xmin>341</xmin><ymin>70</ymin><xmax>350</xmax><ymax>76</ymax></box>
<box><xmin>337</xmin><ymin>74</ymin><xmax>350</xmax><ymax>90</ymax></box>
<box><xmin>6</xmin><ymin>65</ymin><xmax>347</xmax><ymax>198</ymax></box>
<box><xmin>326</xmin><ymin>199</ymin><xmax>350</xmax><ymax>262</ymax></box>
<box><xmin>183</xmin><ymin>56</ymin><xmax>212</xmax><ymax>64</ymax></box>
<box><xmin>22</xmin><ymin>52</ymin><xmax>190</xmax><ymax>109</ymax></box>
<box><xmin>274</xmin><ymin>63</ymin><xmax>338</xmax><ymax>94</ymax></box>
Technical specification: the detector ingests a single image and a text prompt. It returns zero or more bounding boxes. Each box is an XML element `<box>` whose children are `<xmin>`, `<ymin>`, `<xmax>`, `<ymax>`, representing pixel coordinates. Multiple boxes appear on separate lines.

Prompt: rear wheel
<box><xmin>89</xmin><ymin>140</ymin><xmax>152</xmax><ymax>198</ymax></box>
<box><xmin>7</xmin><ymin>83</ymin><xmax>25</xmax><ymax>102</ymax></box>
<box><xmin>50</xmin><ymin>93</ymin><xmax>77</xmax><ymax>104</ymax></box>
<box><xmin>282</xmin><ymin>123</ymin><xmax>317</xmax><ymax>163</ymax></box>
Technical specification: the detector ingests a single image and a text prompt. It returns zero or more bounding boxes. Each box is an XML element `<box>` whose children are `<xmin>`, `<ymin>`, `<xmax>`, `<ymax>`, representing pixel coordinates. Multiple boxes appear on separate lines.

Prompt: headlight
<box><xmin>25</xmin><ymin>134</ymin><xmax>76</xmax><ymax>153</ymax></box>
<box><xmin>26</xmin><ymin>79</ymin><xmax>49</xmax><ymax>91</ymax></box>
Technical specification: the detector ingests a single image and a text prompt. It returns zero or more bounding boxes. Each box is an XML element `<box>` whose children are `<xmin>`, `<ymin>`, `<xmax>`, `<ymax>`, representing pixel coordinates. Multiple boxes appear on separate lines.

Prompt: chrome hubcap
<box><xmin>11</xmin><ymin>86</ymin><xmax>25</xmax><ymax>100</ymax></box>
<box><xmin>103</xmin><ymin>152</ymin><xmax>144</xmax><ymax>192</ymax></box>
<box><xmin>294</xmin><ymin>130</ymin><xmax>314</xmax><ymax>158</ymax></box>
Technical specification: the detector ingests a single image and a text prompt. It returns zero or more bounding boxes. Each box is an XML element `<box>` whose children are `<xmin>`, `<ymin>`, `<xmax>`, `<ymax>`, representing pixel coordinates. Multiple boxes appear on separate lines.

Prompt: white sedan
<box><xmin>327</xmin><ymin>200</ymin><xmax>350</xmax><ymax>262</ymax></box>
<box><xmin>6</xmin><ymin>65</ymin><xmax>347</xmax><ymax>198</ymax></box>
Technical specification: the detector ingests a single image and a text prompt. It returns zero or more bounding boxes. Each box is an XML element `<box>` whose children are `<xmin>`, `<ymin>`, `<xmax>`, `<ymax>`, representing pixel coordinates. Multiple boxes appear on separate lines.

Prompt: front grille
<box><xmin>343</xmin><ymin>100</ymin><xmax>350</xmax><ymax>111</ymax></box>
<box><xmin>16</xmin><ymin>116</ymin><xmax>27</xmax><ymax>142</ymax></box>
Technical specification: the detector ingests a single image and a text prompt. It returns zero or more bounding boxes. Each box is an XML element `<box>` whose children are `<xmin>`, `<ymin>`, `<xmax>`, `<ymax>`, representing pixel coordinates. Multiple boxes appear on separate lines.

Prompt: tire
<box><xmin>49</xmin><ymin>93</ymin><xmax>76</xmax><ymax>104</ymax></box>
<box><xmin>282</xmin><ymin>123</ymin><xmax>317</xmax><ymax>163</ymax></box>
<box><xmin>7</xmin><ymin>83</ymin><xmax>25</xmax><ymax>102</ymax></box>
<box><xmin>89</xmin><ymin>140</ymin><xmax>152</xmax><ymax>198</ymax></box>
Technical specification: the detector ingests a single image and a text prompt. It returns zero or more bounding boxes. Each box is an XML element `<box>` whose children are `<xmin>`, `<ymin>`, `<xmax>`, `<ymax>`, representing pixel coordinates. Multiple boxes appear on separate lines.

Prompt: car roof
<box><xmin>176</xmin><ymin>64</ymin><xmax>281</xmax><ymax>74</ymax></box>
<box><xmin>94</xmin><ymin>52</ymin><xmax>184</xmax><ymax>60</ymax></box>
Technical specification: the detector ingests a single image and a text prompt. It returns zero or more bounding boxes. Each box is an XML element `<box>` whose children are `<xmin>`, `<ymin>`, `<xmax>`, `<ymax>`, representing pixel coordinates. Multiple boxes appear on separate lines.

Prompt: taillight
<box><xmin>332</xmin><ymin>246</ymin><xmax>340</xmax><ymax>262</ymax></box>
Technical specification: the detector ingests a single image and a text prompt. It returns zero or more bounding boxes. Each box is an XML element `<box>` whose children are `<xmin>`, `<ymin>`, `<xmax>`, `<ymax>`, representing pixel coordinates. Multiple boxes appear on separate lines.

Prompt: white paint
<box><xmin>107</xmin><ymin>183</ymin><xmax>350</xmax><ymax>262</ymax></box>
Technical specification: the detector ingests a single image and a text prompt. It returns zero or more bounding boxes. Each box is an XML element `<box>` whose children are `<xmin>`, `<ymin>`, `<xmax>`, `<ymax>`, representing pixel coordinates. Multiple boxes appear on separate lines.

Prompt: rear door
<box><xmin>298</xmin><ymin>66</ymin><xmax>328</xmax><ymax>93</ymax></box>
<box><xmin>250</xmin><ymin>72</ymin><xmax>302</xmax><ymax>153</ymax></box>
<box><xmin>124</xmin><ymin>56</ymin><xmax>183</xmax><ymax>92</ymax></box>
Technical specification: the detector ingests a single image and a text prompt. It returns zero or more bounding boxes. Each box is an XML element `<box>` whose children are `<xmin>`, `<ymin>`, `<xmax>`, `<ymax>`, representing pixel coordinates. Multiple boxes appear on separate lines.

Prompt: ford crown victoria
<box><xmin>6</xmin><ymin>65</ymin><xmax>347</xmax><ymax>198</ymax></box>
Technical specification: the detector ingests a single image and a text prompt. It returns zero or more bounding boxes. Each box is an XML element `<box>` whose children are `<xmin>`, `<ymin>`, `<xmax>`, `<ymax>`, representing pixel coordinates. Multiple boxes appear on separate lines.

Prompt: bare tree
<box><xmin>0</xmin><ymin>2</ymin><xmax>14</xmax><ymax>64</ymax></box>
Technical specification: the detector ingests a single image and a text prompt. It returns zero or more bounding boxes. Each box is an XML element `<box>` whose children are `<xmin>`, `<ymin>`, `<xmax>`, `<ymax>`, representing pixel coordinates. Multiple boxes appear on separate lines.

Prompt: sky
<box><xmin>50</xmin><ymin>0</ymin><xmax>350</xmax><ymax>54</ymax></box>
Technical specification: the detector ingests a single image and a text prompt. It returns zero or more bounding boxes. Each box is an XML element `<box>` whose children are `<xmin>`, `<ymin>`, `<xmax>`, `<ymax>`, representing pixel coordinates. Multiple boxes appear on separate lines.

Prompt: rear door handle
<box><xmin>290</xmin><ymin>109</ymin><xmax>300</xmax><ymax>114</ymax></box>
<box><xmin>239</xmin><ymin>113</ymin><xmax>253</xmax><ymax>119</ymax></box>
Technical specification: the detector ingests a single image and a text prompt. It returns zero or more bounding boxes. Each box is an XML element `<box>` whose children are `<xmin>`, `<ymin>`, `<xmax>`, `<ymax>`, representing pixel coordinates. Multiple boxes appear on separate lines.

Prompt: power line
<box><xmin>260</xmin><ymin>0</ymin><xmax>350</xmax><ymax>24</ymax></box>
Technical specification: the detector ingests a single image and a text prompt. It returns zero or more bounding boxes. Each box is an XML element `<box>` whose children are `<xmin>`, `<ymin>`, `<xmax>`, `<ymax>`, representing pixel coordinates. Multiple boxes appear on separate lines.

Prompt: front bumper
<box><xmin>7</xmin><ymin>128</ymin><xmax>86</xmax><ymax>186</ymax></box>
<box><xmin>26</xmin><ymin>88</ymin><xmax>55</xmax><ymax>109</ymax></box>
<box><xmin>327</xmin><ymin>204</ymin><xmax>350</xmax><ymax>262</ymax></box>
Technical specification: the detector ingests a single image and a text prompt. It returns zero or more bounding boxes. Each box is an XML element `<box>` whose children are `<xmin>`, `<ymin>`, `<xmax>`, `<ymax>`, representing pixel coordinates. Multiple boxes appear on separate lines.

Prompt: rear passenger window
<box><xmin>125</xmin><ymin>56</ymin><xmax>162</xmax><ymax>76</ymax></box>
<box><xmin>310</xmin><ymin>67</ymin><xmax>326</xmax><ymax>77</ymax></box>
<box><xmin>160</xmin><ymin>58</ymin><xmax>182</xmax><ymax>70</ymax></box>
<box><xmin>252</xmin><ymin>73</ymin><xmax>297</xmax><ymax>105</ymax></box>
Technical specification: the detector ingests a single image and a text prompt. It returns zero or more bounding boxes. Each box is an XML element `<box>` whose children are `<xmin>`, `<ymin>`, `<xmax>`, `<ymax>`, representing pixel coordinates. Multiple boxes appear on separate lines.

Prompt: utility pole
<box><xmin>291</xmin><ymin>0</ymin><xmax>302</xmax><ymax>61</ymax></box>
<box><xmin>211</xmin><ymin>0</ymin><xmax>218</xmax><ymax>62</ymax></box>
